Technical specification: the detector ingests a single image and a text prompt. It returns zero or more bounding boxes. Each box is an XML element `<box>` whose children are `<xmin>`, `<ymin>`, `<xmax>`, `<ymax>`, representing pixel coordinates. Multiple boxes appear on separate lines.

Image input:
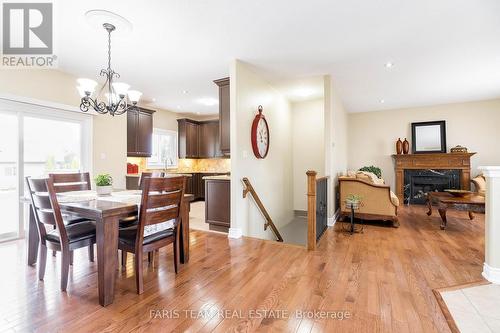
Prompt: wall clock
<box><xmin>251</xmin><ymin>105</ymin><xmax>269</xmax><ymax>159</ymax></box>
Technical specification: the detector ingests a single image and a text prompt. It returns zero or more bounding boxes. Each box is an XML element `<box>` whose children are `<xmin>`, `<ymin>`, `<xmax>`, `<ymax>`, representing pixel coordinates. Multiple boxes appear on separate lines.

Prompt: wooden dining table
<box><xmin>25</xmin><ymin>190</ymin><xmax>194</xmax><ymax>306</ymax></box>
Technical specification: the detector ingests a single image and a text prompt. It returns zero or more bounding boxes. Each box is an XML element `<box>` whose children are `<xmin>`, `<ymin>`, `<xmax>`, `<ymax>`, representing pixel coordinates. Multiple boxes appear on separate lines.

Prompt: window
<box><xmin>147</xmin><ymin>128</ymin><xmax>178</xmax><ymax>168</ymax></box>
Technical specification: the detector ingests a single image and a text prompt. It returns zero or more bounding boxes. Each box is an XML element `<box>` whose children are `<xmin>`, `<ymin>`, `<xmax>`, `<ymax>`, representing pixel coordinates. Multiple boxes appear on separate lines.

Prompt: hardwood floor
<box><xmin>0</xmin><ymin>205</ymin><xmax>485</xmax><ymax>332</ymax></box>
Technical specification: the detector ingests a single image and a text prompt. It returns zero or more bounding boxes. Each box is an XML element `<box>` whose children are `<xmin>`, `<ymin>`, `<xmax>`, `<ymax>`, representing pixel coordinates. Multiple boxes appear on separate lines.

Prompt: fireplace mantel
<box><xmin>392</xmin><ymin>153</ymin><xmax>476</xmax><ymax>203</ymax></box>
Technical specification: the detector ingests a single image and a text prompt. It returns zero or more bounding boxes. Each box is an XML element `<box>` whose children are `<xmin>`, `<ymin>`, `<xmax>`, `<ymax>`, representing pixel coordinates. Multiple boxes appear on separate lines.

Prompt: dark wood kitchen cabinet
<box><xmin>198</xmin><ymin>122</ymin><xmax>217</xmax><ymax>158</ymax></box>
<box><xmin>205</xmin><ymin>178</ymin><xmax>230</xmax><ymax>232</ymax></box>
<box><xmin>178</xmin><ymin>119</ymin><xmax>199</xmax><ymax>158</ymax></box>
<box><xmin>178</xmin><ymin>119</ymin><xmax>223</xmax><ymax>159</ymax></box>
<box><xmin>214</xmin><ymin>77</ymin><xmax>230</xmax><ymax>156</ymax></box>
<box><xmin>127</xmin><ymin>107</ymin><xmax>155</xmax><ymax>157</ymax></box>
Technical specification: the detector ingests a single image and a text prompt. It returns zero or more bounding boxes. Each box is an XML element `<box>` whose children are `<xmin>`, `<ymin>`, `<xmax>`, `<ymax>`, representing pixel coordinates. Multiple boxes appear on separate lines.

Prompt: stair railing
<box><xmin>242</xmin><ymin>177</ymin><xmax>284</xmax><ymax>242</ymax></box>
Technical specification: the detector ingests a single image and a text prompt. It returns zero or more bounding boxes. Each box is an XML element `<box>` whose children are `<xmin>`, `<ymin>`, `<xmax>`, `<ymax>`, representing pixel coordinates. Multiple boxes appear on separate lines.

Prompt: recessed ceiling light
<box><xmin>385</xmin><ymin>62</ymin><xmax>394</xmax><ymax>68</ymax></box>
<box><xmin>182</xmin><ymin>90</ymin><xmax>189</xmax><ymax>94</ymax></box>
<box><xmin>196</xmin><ymin>97</ymin><xmax>218</xmax><ymax>106</ymax></box>
<box><xmin>380</xmin><ymin>99</ymin><xmax>385</xmax><ymax>103</ymax></box>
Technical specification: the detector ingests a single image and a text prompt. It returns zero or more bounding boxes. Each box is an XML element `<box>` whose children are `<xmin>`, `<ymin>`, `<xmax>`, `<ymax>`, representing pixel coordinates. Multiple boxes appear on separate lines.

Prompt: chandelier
<box><xmin>76</xmin><ymin>23</ymin><xmax>142</xmax><ymax>116</ymax></box>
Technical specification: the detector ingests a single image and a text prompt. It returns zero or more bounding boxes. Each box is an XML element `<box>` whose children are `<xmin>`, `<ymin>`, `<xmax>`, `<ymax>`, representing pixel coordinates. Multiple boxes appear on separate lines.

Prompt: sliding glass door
<box><xmin>0</xmin><ymin>101</ymin><xmax>91</xmax><ymax>242</ymax></box>
<box><xmin>0</xmin><ymin>113</ymin><xmax>19</xmax><ymax>240</ymax></box>
<box><xmin>24</xmin><ymin>117</ymin><xmax>82</xmax><ymax>178</ymax></box>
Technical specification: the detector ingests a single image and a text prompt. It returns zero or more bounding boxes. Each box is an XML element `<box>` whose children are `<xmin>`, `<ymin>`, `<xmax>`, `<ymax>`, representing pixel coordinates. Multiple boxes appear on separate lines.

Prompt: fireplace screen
<box><xmin>404</xmin><ymin>169</ymin><xmax>461</xmax><ymax>204</ymax></box>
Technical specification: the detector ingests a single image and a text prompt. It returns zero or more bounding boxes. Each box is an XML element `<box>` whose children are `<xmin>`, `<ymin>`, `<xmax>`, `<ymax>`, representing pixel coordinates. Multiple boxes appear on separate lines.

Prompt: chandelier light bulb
<box><xmin>112</xmin><ymin>82</ymin><xmax>130</xmax><ymax>97</ymax></box>
<box><xmin>77</xmin><ymin>78</ymin><xmax>98</xmax><ymax>95</ymax></box>
<box><xmin>127</xmin><ymin>90</ymin><xmax>142</xmax><ymax>103</ymax></box>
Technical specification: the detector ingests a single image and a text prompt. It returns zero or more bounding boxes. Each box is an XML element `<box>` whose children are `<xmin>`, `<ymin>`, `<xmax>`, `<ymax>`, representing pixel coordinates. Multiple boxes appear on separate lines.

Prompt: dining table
<box><xmin>25</xmin><ymin>189</ymin><xmax>194</xmax><ymax>306</ymax></box>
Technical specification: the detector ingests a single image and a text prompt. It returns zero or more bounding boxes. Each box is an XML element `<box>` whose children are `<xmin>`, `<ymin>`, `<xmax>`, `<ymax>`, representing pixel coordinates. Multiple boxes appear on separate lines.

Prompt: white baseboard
<box><xmin>328</xmin><ymin>209</ymin><xmax>340</xmax><ymax>227</ymax></box>
<box><xmin>228</xmin><ymin>227</ymin><xmax>243</xmax><ymax>239</ymax></box>
<box><xmin>482</xmin><ymin>263</ymin><xmax>500</xmax><ymax>284</ymax></box>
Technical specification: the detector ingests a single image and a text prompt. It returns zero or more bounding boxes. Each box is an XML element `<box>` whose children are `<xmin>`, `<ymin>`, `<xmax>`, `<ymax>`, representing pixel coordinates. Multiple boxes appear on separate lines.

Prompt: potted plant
<box><xmin>359</xmin><ymin>166</ymin><xmax>382</xmax><ymax>179</ymax></box>
<box><xmin>95</xmin><ymin>174</ymin><xmax>113</xmax><ymax>196</ymax></box>
<box><xmin>345</xmin><ymin>194</ymin><xmax>362</xmax><ymax>209</ymax></box>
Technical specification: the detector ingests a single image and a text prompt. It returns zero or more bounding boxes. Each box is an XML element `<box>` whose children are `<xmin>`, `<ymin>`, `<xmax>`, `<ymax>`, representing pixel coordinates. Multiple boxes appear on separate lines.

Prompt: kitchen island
<box><xmin>203</xmin><ymin>175</ymin><xmax>230</xmax><ymax>232</ymax></box>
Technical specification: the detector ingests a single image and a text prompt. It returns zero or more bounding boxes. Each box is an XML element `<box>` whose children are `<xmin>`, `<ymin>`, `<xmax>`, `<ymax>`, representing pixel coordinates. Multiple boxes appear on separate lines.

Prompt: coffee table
<box><xmin>426</xmin><ymin>192</ymin><xmax>485</xmax><ymax>230</ymax></box>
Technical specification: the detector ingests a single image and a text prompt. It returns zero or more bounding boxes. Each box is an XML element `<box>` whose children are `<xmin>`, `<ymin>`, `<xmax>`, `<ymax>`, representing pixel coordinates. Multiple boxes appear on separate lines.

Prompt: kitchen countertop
<box><xmin>126</xmin><ymin>173</ymin><xmax>194</xmax><ymax>178</ymax></box>
<box><xmin>127</xmin><ymin>171</ymin><xmax>230</xmax><ymax>177</ymax></box>
<box><xmin>202</xmin><ymin>175</ymin><xmax>231</xmax><ymax>181</ymax></box>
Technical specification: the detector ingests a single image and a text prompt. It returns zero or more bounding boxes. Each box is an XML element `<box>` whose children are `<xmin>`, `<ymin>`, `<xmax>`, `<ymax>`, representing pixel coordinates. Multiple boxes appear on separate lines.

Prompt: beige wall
<box><xmin>0</xmin><ymin>69</ymin><xmax>185</xmax><ymax>189</ymax></box>
<box><xmin>291</xmin><ymin>98</ymin><xmax>324</xmax><ymax>211</ymax></box>
<box><xmin>324</xmin><ymin>75</ymin><xmax>348</xmax><ymax>217</ymax></box>
<box><xmin>347</xmin><ymin>99</ymin><xmax>500</xmax><ymax>191</ymax></box>
<box><xmin>230</xmin><ymin>60</ymin><xmax>294</xmax><ymax>239</ymax></box>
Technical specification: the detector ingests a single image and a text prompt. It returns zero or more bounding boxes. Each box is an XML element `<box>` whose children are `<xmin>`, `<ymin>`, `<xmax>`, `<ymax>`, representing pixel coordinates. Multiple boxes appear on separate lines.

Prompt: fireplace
<box><xmin>404</xmin><ymin>169</ymin><xmax>460</xmax><ymax>204</ymax></box>
<box><xmin>392</xmin><ymin>153</ymin><xmax>475</xmax><ymax>204</ymax></box>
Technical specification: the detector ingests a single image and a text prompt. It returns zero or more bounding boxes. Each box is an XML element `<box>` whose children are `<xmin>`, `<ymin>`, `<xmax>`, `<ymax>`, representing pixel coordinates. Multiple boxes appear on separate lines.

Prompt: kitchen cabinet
<box><xmin>198</xmin><ymin>122</ymin><xmax>217</xmax><ymax>158</ymax></box>
<box><xmin>178</xmin><ymin>119</ymin><xmax>223</xmax><ymax>159</ymax></box>
<box><xmin>126</xmin><ymin>176</ymin><xmax>140</xmax><ymax>190</ymax></box>
<box><xmin>178</xmin><ymin>119</ymin><xmax>199</xmax><ymax>158</ymax></box>
<box><xmin>184</xmin><ymin>174</ymin><xmax>195</xmax><ymax>195</ymax></box>
<box><xmin>205</xmin><ymin>178</ymin><xmax>230</xmax><ymax>232</ymax></box>
<box><xmin>127</xmin><ymin>107</ymin><xmax>155</xmax><ymax>157</ymax></box>
<box><xmin>177</xmin><ymin>119</ymin><xmax>199</xmax><ymax>158</ymax></box>
<box><xmin>214</xmin><ymin>77</ymin><xmax>230</xmax><ymax>156</ymax></box>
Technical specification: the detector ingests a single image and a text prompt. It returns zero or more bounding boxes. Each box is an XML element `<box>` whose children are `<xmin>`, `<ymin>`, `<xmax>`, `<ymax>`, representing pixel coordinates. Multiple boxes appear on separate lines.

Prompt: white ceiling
<box><xmin>55</xmin><ymin>0</ymin><xmax>500</xmax><ymax>114</ymax></box>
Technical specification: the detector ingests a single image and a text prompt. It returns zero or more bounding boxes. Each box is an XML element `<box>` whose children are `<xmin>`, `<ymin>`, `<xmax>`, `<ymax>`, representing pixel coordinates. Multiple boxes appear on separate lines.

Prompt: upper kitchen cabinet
<box><xmin>178</xmin><ymin>119</ymin><xmax>199</xmax><ymax>158</ymax></box>
<box><xmin>214</xmin><ymin>77</ymin><xmax>230</xmax><ymax>156</ymax></box>
<box><xmin>198</xmin><ymin>121</ymin><xmax>217</xmax><ymax>158</ymax></box>
<box><xmin>178</xmin><ymin>119</ymin><xmax>223</xmax><ymax>159</ymax></box>
<box><xmin>127</xmin><ymin>107</ymin><xmax>155</xmax><ymax>157</ymax></box>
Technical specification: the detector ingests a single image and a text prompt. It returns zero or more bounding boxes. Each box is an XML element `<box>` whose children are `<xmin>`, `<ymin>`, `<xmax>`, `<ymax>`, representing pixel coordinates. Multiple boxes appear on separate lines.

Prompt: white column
<box><xmin>479</xmin><ymin>166</ymin><xmax>500</xmax><ymax>284</ymax></box>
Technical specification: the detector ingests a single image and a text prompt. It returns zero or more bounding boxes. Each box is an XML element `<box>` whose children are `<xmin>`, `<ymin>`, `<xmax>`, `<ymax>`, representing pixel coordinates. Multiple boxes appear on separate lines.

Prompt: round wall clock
<box><xmin>251</xmin><ymin>105</ymin><xmax>270</xmax><ymax>159</ymax></box>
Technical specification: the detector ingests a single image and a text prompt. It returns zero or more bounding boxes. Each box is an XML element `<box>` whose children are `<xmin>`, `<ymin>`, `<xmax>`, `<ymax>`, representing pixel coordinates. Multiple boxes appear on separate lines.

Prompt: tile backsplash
<box><xmin>177</xmin><ymin>158</ymin><xmax>231</xmax><ymax>173</ymax></box>
<box><xmin>127</xmin><ymin>157</ymin><xmax>230</xmax><ymax>174</ymax></box>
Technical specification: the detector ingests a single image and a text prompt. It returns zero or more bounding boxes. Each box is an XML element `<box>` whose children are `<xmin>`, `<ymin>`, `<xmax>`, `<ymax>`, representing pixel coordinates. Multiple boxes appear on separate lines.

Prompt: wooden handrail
<box><xmin>242</xmin><ymin>178</ymin><xmax>284</xmax><ymax>242</ymax></box>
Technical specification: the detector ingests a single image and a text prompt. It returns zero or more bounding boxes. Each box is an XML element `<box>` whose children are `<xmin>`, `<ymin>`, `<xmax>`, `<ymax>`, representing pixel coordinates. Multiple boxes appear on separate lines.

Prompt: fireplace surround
<box><xmin>392</xmin><ymin>153</ymin><xmax>475</xmax><ymax>204</ymax></box>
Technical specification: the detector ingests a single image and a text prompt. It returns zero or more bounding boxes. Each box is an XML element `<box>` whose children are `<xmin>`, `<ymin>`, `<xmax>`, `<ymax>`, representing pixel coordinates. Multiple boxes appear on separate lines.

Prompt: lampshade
<box><xmin>112</xmin><ymin>82</ymin><xmax>130</xmax><ymax>97</ymax></box>
<box><xmin>76</xmin><ymin>86</ymin><xmax>88</xmax><ymax>97</ymax></box>
<box><xmin>127</xmin><ymin>90</ymin><xmax>142</xmax><ymax>103</ymax></box>
<box><xmin>77</xmin><ymin>78</ymin><xmax>98</xmax><ymax>95</ymax></box>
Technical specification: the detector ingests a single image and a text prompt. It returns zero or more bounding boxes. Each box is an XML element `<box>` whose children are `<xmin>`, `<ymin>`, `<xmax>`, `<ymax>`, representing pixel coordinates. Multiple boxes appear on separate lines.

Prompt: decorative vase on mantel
<box><xmin>403</xmin><ymin>138</ymin><xmax>410</xmax><ymax>154</ymax></box>
<box><xmin>396</xmin><ymin>138</ymin><xmax>403</xmax><ymax>155</ymax></box>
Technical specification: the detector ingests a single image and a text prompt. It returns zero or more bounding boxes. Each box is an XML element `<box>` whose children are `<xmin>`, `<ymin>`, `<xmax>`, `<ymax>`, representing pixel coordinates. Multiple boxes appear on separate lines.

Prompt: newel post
<box><xmin>307</xmin><ymin>170</ymin><xmax>317</xmax><ymax>251</ymax></box>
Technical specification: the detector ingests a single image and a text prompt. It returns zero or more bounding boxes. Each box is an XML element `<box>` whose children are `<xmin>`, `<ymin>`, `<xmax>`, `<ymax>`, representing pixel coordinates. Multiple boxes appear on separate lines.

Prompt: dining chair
<box><xmin>26</xmin><ymin>177</ymin><xmax>97</xmax><ymax>291</ymax></box>
<box><xmin>118</xmin><ymin>176</ymin><xmax>185</xmax><ymax>294</ymax></box>
<box><xmin>138</xmin><ymin>171</ymin><xmax>165</xmax><ymax>190</ymax></box>
<box><xmin>48</xmin><ymin>172</ymin><xmax>94</xmax><ymax>259</ymax></box>
<box><xmin>48</xmin><ymin>172</ymin><xmax>91</xmax><ymax>193</ymax></box>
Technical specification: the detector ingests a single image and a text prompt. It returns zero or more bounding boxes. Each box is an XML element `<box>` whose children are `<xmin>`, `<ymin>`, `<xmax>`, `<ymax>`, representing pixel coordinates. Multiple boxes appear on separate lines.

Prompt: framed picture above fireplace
<box><xmin>411</xmin><ymin>120</ymin><xmax>446</xmax><ymax>154</ymax></box>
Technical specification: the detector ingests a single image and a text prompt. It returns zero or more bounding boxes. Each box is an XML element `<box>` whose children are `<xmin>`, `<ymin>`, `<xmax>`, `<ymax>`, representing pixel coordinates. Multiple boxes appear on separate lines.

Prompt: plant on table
<box><xmin>95</xmin><ymin>173</ymin><xmax>113</xmax><ymax>195</ymax></box>
<box><xmin>345</xmin><ymin>194</ymin><xmax>362</xmax><ymax>209</ymax></box>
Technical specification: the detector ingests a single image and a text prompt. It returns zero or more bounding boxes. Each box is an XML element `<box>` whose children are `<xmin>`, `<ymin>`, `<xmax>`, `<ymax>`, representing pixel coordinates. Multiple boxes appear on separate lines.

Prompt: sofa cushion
<box><xmin>472</xmin><ymin>175</ymin><xmax>486</xmax><ymax>194</ymax></box>
<box><xmin>356</xmin><ymin>171</ymin><xmax>380</xmax><ymax>184</ymax></box>
<box><xmin>390</xmin><ymin>191</ymin><xmax>400</xmax><ymax>206</ymax></box>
